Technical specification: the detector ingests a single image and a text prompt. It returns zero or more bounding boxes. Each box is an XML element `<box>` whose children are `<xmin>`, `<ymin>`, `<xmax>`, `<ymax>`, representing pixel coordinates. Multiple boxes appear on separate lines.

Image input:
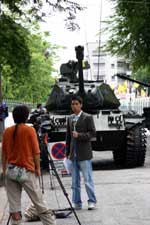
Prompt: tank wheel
<box><xmin>125</xmin><ymin>123</ymin><xmax>147</xmax><ymax>168</ymax></box>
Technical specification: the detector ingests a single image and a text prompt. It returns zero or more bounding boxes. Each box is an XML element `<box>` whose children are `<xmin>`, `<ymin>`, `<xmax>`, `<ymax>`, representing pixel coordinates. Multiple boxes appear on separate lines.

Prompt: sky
<box><xmin>41</xmin><ymin>0</ymin><xmax>114</xmax><ymax>73</ymax></box>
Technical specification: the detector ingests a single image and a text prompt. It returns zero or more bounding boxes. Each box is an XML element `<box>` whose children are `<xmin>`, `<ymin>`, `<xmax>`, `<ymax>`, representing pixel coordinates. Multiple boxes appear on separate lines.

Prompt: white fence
<box><xmin>120</xmin><ymin>97</ymin><xmax>150</xmax><ymax>115</ymax></box>
<box><xmin>4</xmin><ymin>98</ymin><xmax>150</xmax><ymax>115</ymax></box>
<box><xmin>4</xmin><ymin>99</ymin><xmax>36</xmax><ymax>112</ymax></box>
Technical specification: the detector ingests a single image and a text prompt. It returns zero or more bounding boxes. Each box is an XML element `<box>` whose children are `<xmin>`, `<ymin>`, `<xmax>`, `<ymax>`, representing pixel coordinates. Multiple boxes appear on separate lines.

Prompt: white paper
<box><xmin>63</xmin><ymin>158</ymin><xmax>72</xmax><ymax>174</ymax></box>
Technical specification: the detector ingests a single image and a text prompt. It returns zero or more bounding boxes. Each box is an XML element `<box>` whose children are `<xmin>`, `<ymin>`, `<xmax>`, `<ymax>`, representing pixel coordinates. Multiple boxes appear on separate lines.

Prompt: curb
<box><xmin>0</xmin><ymin>173</ymin><xmax>5</xmax><ymax>187</ymax></box>
<box><xmin>0</xmin><ymin>142</ymin><xmax>8</xmax><ymax>223</ymax></box>
<box><xmin>0</xmin><ymin>186</ymin><xmax>8</xmax><ymax>223</ymax></box>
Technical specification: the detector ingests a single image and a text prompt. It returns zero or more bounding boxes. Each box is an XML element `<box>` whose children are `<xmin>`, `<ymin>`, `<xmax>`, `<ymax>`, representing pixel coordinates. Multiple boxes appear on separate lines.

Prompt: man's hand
<box><xmin>34</xmin><ymin>154</ymin><xmax>41</xmax><ymax>176</ymax></box>
<box><xmin>2</xmin><ymin>152</ymin><xmax>7</xmax><ymax>177</ymax></box>
<box><xmin>2</xmin><ymin>171</ymin><xmax>6</xmax><ymax>177</ymax></box>
<box><xmin>72</xmin><ymin>131</ymin><xmax>79</xmax><ymax>138</ymax></box>
<box><xmin>0</xmin><ymin>172</ymin><xmax>5</xmax><ymax>186</ymax></box>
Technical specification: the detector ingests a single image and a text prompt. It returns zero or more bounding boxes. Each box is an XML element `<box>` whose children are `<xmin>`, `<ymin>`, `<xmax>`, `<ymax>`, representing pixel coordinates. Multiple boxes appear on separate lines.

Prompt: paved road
<box><xmin>1</xmin><ymin>136</ymin><xmax>150</xmax><ymax>225</ymax></box>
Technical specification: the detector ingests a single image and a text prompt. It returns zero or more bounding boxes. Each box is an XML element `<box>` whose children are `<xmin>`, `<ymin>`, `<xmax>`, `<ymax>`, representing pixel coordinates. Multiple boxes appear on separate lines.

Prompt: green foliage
<box><xmin>2</xmin><ymin>30</ymin><xmax>58</xmax><ymax>103</ymax></box>
<box><xmin>132</xmin><ymin>66</ymin><xmax>150</xmax><ymax>84</ymax></box>
<box><xmin>0</xmin><ymin>14</ymin><xmax>31</xmax><ymax>75</ymax></box>
<box><xmin>0</xmin><ymin>0</ymin><xmax>82</xmax><ymax>103</ymax></box>
<box><xmin>1</xmin><ymin>0</ymin><xmax>83</xmax><ymax>30</ymax></box>
<box><xmin>1</xmin><ymin>0</ymin><xmax>83</xmax><ymax>15</ymax></box>
<box><xmin>106</xmin><ymin>0</ymin><xmax>150</xmax><ymax>71</ymax></box>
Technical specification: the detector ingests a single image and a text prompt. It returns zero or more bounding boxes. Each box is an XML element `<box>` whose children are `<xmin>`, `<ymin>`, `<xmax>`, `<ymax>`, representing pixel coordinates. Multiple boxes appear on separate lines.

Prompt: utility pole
<box><xmin>0</xmin><ymin>65</ymin><xmax>2</xmax><ymax>101</ymax></box>
<box><xmin>0</xmin><ymin>0</ymin><xmax>4</xmax><ymax>141</ymax></box>
<box><xmin>0</xmin><ymin>65</ymin><xmax>4</xmax><ymax>141</ymax></box>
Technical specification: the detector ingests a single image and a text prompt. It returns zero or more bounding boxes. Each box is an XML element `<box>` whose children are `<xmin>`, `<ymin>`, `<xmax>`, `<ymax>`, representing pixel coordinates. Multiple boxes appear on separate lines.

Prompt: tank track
<box><xmin>113</xmin><ymin>123</ymin><xmax>147</xmax><ymax>167</ymax></box>
<box><xmin>125</xmin><ymin>123</ymin><xmax>147</xmax><ymax>168</ymax></box>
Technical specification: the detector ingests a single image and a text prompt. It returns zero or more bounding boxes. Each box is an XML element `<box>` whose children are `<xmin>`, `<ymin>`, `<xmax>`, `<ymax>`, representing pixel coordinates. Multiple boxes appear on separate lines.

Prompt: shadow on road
<box><xmin>92</xmin><ymin>159</ymin><xmax>125</xmax><ymax>171</ymax></box>
<box><xmin>0</xmin><ymin>173</ymin><xmax>5</xmax><ymax>187</ymax></box>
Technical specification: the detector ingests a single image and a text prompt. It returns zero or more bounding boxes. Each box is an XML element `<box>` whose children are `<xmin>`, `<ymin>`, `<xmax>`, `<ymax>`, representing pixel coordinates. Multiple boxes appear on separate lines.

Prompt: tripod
<box><xmin>44</xmin><ymin>135</ymin><xmax>82</xmax><ymax>225</ymax></box>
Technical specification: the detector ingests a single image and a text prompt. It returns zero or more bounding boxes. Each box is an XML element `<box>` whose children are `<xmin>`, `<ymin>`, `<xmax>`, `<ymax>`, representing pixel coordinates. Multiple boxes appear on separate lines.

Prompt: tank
<box><xmin>46</xmin><ymin>47</ymin><xmax>120</xmax><ymax>113</ymax></box>
<box><xmin>40</xmin><ymin>46</ymin><xmax>147</xmax><ymax>168</ymax></box>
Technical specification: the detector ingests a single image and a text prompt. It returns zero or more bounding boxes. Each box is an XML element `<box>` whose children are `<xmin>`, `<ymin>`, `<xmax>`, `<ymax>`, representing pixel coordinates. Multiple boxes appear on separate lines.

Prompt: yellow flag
<box><xmin>133</xmin><ymin>82</ymin><xmax>139</xmax><ymax>88</ymax></box>
<box><xmin>141</xmin><ymin>89</ymin><xmax>145</xmax><ymax>97</ymax></box>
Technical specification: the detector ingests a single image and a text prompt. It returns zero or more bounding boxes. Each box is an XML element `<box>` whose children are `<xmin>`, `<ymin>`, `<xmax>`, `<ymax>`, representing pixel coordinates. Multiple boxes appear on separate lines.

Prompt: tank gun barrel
<box><xmin>116</xmin><ymin>73</ymin><xmax>150</xmax><ymax>88</ymax></box>
<box><xmin>75</xmin><ymin>45</ymin><xmax>85</xmax><ymax>94</ymax></box>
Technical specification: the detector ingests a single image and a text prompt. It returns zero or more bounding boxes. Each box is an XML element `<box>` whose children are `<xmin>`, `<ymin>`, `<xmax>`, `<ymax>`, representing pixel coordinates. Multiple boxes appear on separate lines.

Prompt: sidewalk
<box><xmin>0</xmin><ymin>186</ymin><xmax>8</xmax><ymax>224</ymax></box>
<box><xmin>1</xmin><ymin>152</ymin><xmax>150</xmax><ymax>225</ymax></box>
<box><xmin>0</xmin><ymin>170</ymin><xmax>101</xmax><ymax>225</ymax></box>
<box><xmin>1</xmin><ymin>172</ymin><xmax>81</xmax><ymax>225</ymax></box>
<box><xmin>0</xmin><ymin>142</ymin><xmax>8</xmax><ymax>224</ymax></box>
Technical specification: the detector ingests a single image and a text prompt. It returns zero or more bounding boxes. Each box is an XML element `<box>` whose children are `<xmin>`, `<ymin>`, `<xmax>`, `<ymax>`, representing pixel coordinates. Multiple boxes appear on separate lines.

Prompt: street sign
<box><xmin>50</xmin><ymin>142</ymin><xmax>66</xmax><ymax>160</ymax></box>
<box><xmin>48</xmin><ymin>142</ymin><xmax>70</xmax><ymax>176</ymax></box>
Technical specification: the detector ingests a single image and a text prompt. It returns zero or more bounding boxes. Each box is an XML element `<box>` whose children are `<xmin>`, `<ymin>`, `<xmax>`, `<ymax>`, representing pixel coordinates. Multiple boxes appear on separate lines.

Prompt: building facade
<box><xmin>84</xmin><ymin>42</ymin><xmax>131</xmax><ymax>89</ymax></box>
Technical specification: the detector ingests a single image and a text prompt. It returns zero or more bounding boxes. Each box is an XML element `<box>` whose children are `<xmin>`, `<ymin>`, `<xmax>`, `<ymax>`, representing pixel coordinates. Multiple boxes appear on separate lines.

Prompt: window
<box><xmin>112</xmin><ymin>76</ymin><xmax>115</xmax><ymax>81</ymax></box>
<box><xmin>92</xmin><ymin>50</ymin><xmax>106</xmax><ymax>57</ymax></box>
<box><xmin>117</xmin><ymin>61</ymin><xmax>125</xmax><ymax>67</ymax></box>
<box><xmin>93</xmin><ymin>75</ymin><xmax>105</xmax><ymax>80</ymax></box>
<box><xmin>93</xmin><ymin>63</ymin><xmax>105</xmax><ymax>68</ymax></box>
<box><xmin>111</xmin><ymin>64</ymin><xmax>115</xmax><ymax>69</ymax></box>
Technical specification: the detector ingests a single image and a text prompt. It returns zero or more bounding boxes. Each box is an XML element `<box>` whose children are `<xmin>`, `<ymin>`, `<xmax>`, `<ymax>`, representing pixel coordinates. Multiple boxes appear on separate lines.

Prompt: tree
<box><xmin>2</xmin><ymin>28</ymin><xmax>58</xmax><ymax>103</ymax></box>
<box><xmin>0</xmin><ymin>0</ymin><xmax>83</xmax><ymax>102</ymax></box>
<box><xmin>0</xmin><ymin>14</ymin><xmax>31</xmax><ymax>75</ymax></box>
<box><xmin>1</xmin><ymin>0</ymin><xmax>83</xmax><ymax>30</ymax></box>
<box><xmin>105</xmin><ymin>0</ymin><xmax>150</xmax><ymax>72</ymax></box>
<box><xmin>0</xmin><ymin>0</ymin><xmax>81</xmax><ymax>137</ymax></box>
<box><xmin>0</xmin><ymin>0</ymin><xmax>83</xmax><ymax>98</ymax></box>
<box><xmin>132</xmin><ymin>66</ymin><xmax>150</xmax><ymax>83</ymax></box>
<box><xmin>0</xmin><ymin>0</ymin><xmax>83</xmax><ymax>74</ymax></box>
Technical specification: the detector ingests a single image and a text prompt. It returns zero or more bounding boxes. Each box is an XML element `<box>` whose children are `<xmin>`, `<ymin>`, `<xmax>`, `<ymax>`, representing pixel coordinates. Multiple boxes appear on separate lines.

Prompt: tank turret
<box><xmin>46</xmin><ymin>46</ymin><xmax>120</xmax><ymax>113</ymax></box>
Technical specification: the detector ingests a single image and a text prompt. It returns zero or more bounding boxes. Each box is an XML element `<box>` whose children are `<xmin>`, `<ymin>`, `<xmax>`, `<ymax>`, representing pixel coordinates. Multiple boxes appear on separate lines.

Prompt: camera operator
<box><xmin>2</xmin><ymin>105</ymin><xmax>56</xmax><ymax>225</ymax></box>
<box><xmin>37</xmin><ymin>103</ymin><xmax>43</xmax><ymax>110</ymax></box>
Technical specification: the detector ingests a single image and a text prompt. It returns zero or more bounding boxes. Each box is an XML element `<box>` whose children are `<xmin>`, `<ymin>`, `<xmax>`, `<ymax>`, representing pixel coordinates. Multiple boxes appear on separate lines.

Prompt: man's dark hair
<box><xmin>13</xmin><ymin>105</ymin><xmax>30</xmax><ymax>124</ymax></box>
<box><xmin>71</xmin><ymin>95</ymin><xmax>83</xmax><ymax>104</ymax></box>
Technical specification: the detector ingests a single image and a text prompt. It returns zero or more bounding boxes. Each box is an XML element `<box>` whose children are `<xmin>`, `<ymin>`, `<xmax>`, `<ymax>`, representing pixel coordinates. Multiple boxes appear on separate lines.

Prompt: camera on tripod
<box><xmin>28</xmin><ymin>109</ymin><xmax>53</xmax><ymax>171</ymax></box>
<box><xmin>28</xmin><ymin>109</ymin><xmax>49</xmax><ymax>131</ymax></box>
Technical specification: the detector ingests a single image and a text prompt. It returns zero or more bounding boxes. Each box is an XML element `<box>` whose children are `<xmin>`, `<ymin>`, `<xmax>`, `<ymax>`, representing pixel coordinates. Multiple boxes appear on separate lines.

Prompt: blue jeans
<box><xmin>71</xmin><ymin>159</ymin><xmax>97</xmax><ymax>206</ymax></box>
